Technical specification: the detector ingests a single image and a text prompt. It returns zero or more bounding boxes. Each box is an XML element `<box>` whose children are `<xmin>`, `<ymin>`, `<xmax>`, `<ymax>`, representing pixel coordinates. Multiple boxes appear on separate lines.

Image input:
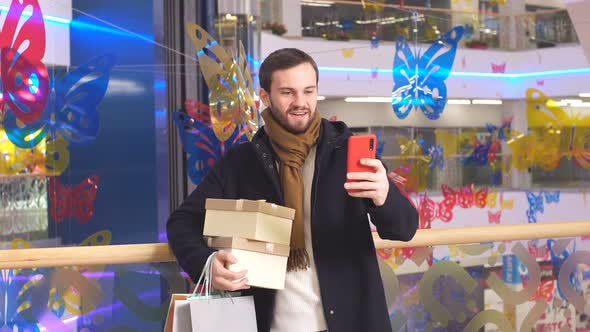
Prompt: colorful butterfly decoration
<box><xmin>500</xmin><ymin>193</ymin><xmax>514</xmax><ymax>210</ymax></box>
<box><xmin>487</xmin><ymin>190</ymin><xmax>498</xmax><ymax>208</ymax></box>
<box><xmin>417</xmin><ymin>138</ymin><xmax>445</xmax><ymax>170</ymax></box>
<box><xmin>506</xmin><ymin>88</ymin><xmax>590</xmax><ymax>171</ymax></box>
<box><xmin>525</xmin><ymin>191</ymin><xmax>544</xmax><ymax>223</ymax></box>
<box><xmin>441</xmin><ymin>184</ymin><xmax>488</xmax><ymax>209</ymax></box>
<box><xmin>417</xmin><ymin>192</ymin><xmax>454</xmax><ymax>226</ymax></box>
<box><xmin>547</xmin><ymin>239</ymin><xmax>579</xmax><ymax>299</ymax></box>
<box><xmin>394</xmin><ymin>137</ymin><xmax>431</xmax><ymax>192</ymax></box>
<box><xmin>48</xmin><ymin>175</ymin><xmax>100</xmax><ymax>223</ymax></box>
<box><xmin>361</xmin><ymin>0</ymin><xmax>385</xmax><ymax>11</ymax></box>
<box><xmin>2</xmin><ymin>55</ymin><xmax>115</xmax><ymax>176</ymax></box>
<box><xmin>373</xmin><ymin>128</ymin><xmax>386</xmax><ymax>159</ymax></box>
<box><xmin>544</xmin><ymin>190</ymin><xmax>560</xmax><ymax>204</ymax></box>
<box><xmin>1</xmin><ymin>233</ymin><xmax>108</xmax><ymax>330</ymax></box>
<box><xmin>173</xmin><ymin>110</ymin><xmax>249</xmax><ymax>185</ymax></box>
<box><xmin>491</xmin><ymin>62</ymin><xmax>506</xmax><ymax>73</ymax></box>
<box><xmin>4</xmin><ymin>54</ymin><xmax>115</xmax><ymax>148</ymax></box>
<box><xmin>527</xmin><ymin>240</ymin><xmax>549</xmax><ymax>261</ymax></box>
<box><xmin>488</xmin><ymin>210</ymin><xmax>502</xmax><ymax>224</ymax></box>
<box><xmin>0</xmin><ymin>128</ymin><xmax>47</xmax><ymax>175</ymax></box>
<box><xmin>486</xmin><ymin>116</ymin><xmax>513</xmax><ymax>141</ymax></box>
<box><xmin>391</xmin><ymin>26</ymin><xmax>464</xmax><ymax>120</ymax></box>
<box><xmin>186</xmin><ymin>23</ymin><xmax>258</xmax><ymax>142</ymax></box>
<box><xmin>522</xmin><ymin>278</ymin><xmax>555</xmax><ymax>303</ymax></box>
<box><xmin>435</xmin><ymin>117</ymin><xmax>512</xmax><ymax>170</ymax></box>
<box><xmin>0</xmin><ymin>0</ymin><xmax>49</xmax><ymax>125</ymax></box>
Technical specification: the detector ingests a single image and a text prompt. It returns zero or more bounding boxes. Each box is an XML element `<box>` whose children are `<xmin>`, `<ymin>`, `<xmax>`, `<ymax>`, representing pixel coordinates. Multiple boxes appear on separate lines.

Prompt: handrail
<box><xmin>1</xmin><ymin>221</ymin><xmax>589</xmax><ymax>269</ymax></box>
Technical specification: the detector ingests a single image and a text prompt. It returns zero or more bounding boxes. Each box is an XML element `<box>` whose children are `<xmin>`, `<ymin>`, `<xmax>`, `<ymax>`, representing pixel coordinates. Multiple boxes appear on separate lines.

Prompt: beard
<box><xmin>268</xmin><ymin>99</ymin><xmax>315</xmax><ymax>135</ymax></box>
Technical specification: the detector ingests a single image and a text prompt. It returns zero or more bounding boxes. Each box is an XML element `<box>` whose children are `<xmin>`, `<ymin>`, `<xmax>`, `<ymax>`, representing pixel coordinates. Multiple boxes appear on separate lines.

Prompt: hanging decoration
<box><xmin>525</xmin><ymin>191</ymin><xmax>544</xmax><ymax>223</ymax></box>
<box><xmin>0</xmin><ymin>0</ymin><xmax>49</xmax><ymax>124</ymax></box>
<box><xmin>391</xmin><ymin>23</ymin><xmax>464</xmax><ymax>120</ymax></box>
<box><xmin>394</xmin><ymin>137</ymin><xmax>431</xmax><ymax>193</ymax></box>
<box><xmin>48</xmin><ymin>176</ymin><xmax>100</xmax><ymax>223</ymax></box>
<box><xmin>173</xmin><ymin>111</ymin><xmax>249</xmax><ymax>185</ymax></box>
<box><xmin>491</xmin><ymin>62</ymin><xmax>506</xmax><ymax>73</ymax></box>
<box><xmin>488</xmin><ymin>210</ymin><xmax>502</xmax><ymax>224</ymax></box>
<box><xmin>441</xmin><ymin>184</ymin><xmax>488</xmax><ymax>209</ymax></box>
<box><xmin>341</xmin><ymin>48</ymin><xmax>354</xmax><ymax>58</ymax></box>
<box><xmin>370</xmin><ymin>31</ymin><xmax>380</xmax><ymax>49</ymax></box>
<box><xmin>374</xmin><ymin>128</ymin><xmax>386</xmax><ymax>159</ymax></box>
<box><xmin>361</xmin><ymin>0</ymin><xmax>385</xmax><ymax>12</ymax></box>
<box><xmin>503</xmin><ymin>88</ymin><xmax>590</xmax><ymax>172</ymax></box>
<box><xmin>4</xmin><ymin>54</ymin><xmax>115</xmax><ymax>149</ymax></box>
<box><xmin>186</xmin><ymin>23</ymin><xmax>258</xmax><ymax>141</ymax></box>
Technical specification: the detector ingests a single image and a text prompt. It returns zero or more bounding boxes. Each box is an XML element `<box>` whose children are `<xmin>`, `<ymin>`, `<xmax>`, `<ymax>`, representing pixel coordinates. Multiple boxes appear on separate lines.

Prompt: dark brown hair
<box><xmin>259</xmin><ymin>48</ymin><xmax>319</xmax><ymax>92</ymax></box>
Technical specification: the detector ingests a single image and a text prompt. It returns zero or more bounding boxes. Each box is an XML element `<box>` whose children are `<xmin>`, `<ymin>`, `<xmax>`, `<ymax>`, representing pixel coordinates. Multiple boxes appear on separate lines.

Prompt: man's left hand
<box><xmin>344</xmin><ymin>158</ymin><xmax>389</xmax><ymax>207</ymax></box>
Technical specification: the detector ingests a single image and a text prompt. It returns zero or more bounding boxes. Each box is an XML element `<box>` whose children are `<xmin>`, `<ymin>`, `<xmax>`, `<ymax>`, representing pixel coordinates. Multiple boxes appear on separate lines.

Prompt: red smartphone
<box><xmin>346</xmin><ymin>134</ymin><xmax>377</xmax><ymax>192</ymax></box>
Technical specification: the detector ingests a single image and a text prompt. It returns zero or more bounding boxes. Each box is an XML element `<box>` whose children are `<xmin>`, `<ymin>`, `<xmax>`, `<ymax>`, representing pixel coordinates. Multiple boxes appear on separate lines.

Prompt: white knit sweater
<box><xmin>271</xmin><ymin>146</ymin><xmax>328</xmax><ymax>332</ymax></box>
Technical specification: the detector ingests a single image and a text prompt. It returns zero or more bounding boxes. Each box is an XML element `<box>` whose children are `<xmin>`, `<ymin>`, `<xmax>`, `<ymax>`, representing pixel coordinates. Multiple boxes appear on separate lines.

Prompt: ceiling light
<box><xmin>447</xmin><ymin>99</ymin><xmax>471</xmax><ymax>105</ymax></box>
<box><xmin>561</xmin><ymin>99</ymin><xmax>583</xmax><ymax>104</ymax></box>
<box><xmin>317</xmin><ymin>96</ymin><xmax>326</xmax><ymax>101</ymax></box>
<box><xmin>344</xmin><ymin>97</ymin><xmax>391</xmax><ymax>103</ymax></box>
<box><xmin>472</xmin><ymin>99</ymin><xmax>503</xmax><ymax>105</ymax></box>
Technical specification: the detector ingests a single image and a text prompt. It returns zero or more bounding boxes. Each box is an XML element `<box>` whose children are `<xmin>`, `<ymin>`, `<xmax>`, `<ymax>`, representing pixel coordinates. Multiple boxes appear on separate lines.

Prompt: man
<box><xmin>167</xmin><ymin>48</ymin><xmax>418</xmax><ymax>332</ymax></box>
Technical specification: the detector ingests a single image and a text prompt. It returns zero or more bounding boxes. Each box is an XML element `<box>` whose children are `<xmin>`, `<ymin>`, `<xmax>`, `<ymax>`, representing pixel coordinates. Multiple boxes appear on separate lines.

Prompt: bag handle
<box><xmin>189</xmin><ymin>252</ymin><xmax>234</xmax><ymax>301</ymax></box>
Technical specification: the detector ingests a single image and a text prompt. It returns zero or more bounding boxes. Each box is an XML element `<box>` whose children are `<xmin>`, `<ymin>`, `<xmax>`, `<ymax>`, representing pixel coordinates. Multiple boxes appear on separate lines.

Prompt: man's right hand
<box><xmin>211</xmin><ymin>250</ymin><xmax>250</xmax><ymax>291</ymax></box>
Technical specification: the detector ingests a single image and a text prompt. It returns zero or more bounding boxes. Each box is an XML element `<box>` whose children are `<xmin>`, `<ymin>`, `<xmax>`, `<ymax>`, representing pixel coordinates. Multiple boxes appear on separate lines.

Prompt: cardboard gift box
<box><xmin>204</xmin><ymin>199</ymin><xmax>295</xmax><ymax>245</ymax></box>
<box><xmin>207</xmin><ymin>237</ymin><xmax>290</xmax><ymax>290</ymax></box>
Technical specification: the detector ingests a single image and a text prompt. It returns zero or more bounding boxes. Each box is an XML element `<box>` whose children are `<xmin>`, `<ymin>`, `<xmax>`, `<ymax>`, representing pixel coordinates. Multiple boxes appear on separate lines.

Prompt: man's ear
<box><xmin>259</xmin><ymin>88</ymin><xmax>271</xmax><ymax>108</ymax></box>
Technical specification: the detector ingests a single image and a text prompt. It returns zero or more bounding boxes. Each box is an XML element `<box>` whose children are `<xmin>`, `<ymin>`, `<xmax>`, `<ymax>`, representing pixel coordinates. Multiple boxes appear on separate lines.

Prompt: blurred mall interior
<box><xmin>1</xmin><ymin>0</ymin><xmax>590</xmax><ymax>330</ymax></box>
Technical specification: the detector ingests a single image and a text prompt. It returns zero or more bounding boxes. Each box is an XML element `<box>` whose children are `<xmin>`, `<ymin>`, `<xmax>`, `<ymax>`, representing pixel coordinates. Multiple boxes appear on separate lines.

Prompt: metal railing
<box><xmin>295</xmin><ymin>1</ymin><xmax>577</xmax><ymax>50</ymax></box>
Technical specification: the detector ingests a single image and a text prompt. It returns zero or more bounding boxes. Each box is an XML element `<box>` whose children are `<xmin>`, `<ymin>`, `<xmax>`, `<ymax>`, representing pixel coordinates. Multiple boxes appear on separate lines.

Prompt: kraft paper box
<box><xmin>207</xmin><ymin>237</ymin><xmax>290</xmax><ymax>290</ymax></box>
<box><xmin>204</xmin><ymin>199</ymin><xmax>295</xmax><ymax>245</ymax></box>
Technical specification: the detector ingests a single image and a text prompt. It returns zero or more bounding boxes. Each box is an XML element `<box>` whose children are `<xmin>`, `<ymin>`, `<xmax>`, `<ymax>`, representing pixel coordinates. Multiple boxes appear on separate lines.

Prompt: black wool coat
<box><xmin>167</xmin><ymin>119</ymin><xmax>419</xmax><ymax>332</ymax></box>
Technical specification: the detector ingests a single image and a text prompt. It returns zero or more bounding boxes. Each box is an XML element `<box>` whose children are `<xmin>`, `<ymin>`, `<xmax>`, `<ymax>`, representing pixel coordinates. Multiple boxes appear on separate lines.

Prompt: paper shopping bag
<box><xmin>164</xmin><ymin>294</ymin><xmax>192</xmax><ymax>332</ymax></box>
<box><xmin>189</xmin><ymin>295</ymin><xmax>257</xmax><ymax>332</ymax></box>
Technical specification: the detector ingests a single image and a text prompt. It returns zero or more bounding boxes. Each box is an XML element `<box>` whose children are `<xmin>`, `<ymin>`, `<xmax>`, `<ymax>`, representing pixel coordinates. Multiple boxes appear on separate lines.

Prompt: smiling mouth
<box><xmin>289</xmin><ymin>110</ymin><xmax>309</xmax><ymax>117</ymax></box>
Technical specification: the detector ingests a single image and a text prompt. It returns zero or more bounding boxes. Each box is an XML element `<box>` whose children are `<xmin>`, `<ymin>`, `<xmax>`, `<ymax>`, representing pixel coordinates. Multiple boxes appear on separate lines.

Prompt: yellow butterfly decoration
<box><xmin>525</xmin><ymin>88</ymin><xmax>590</xmax><ymax>170</ymax></box>
<box><xmin>435</xmin><ymin>129</ymin><xmax>458</xmax><ymax>158</ymax></box>
<box><xmin>500</xmin><ymin>193</ymin><xmax>514</xmax><ymax>210</ymax></box>
<box><xmin>435</xmin><ymin>128</ymin><xmax>479</xmax><ymax>159</ymax></box>
<box><xmin>0</xmin><ymin>128</ymin><xmax>69</xmax><ymax>176</ymax></box>
<box><xmin>487</xmin><ymin>190</ymin><xmax>498</xmax><ymax>208</ymax></box>
<box><xmin>186</xmin><ymin>23</ymin><xmax>258</xmax><ymax>141</ymax></box>
<box><xmin>361</xmin><ymin>0</ymin><xmax>385</xmax><ymax>11</ymax></box>
<box><xmin>396</xmin><ymin>137</ymin><xmax>431</xmax><ymax>192</ymax></box>
<box><xmin>341</xmin><ymin>48</ymin><xmax>354</xmax><ymax>58</ymax></box>
<box><xmin>505</xmin><ymin>131</ymin><xmax>536</xmax><ymax>171</ymax></box>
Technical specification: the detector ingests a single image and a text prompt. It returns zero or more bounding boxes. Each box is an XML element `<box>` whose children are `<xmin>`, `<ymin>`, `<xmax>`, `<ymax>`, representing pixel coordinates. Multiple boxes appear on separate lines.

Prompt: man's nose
<box><xmin>292</xmin><ymin>93</ymin><xmax>306</xmax><ymax>108</ymax></box>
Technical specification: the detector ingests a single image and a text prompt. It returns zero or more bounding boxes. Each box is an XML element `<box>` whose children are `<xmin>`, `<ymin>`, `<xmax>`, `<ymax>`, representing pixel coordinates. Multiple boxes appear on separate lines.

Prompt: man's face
<box><xmin>260</xmin><ymin>62</ymin><xmax>318</xmax><ymax>134</ymax></box>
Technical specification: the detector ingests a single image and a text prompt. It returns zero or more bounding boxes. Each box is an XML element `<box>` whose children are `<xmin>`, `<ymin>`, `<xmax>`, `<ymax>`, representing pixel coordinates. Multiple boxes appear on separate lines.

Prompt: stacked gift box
<box><xmin>203</xmin><ymin>198</ymin><xmax>295</xmax><ymax>290</ymax></box>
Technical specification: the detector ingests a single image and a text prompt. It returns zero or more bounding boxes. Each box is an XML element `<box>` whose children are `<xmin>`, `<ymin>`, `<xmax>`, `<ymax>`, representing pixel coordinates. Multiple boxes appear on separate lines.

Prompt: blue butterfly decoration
<box><xmin>0</xmin><ymin>268</ymin><xmax>67</xmax><ymax>330</ymax></box>
<box><xmin>462</xmin><ymin>142</ymin><xmax>491</xmax><ymax>167</ymax></box>
<box><xmin>547</xmin><ymin>239</ymin><xmax>579</xmax><ymax>299</ymax></box>
<box><xmin>486</xmin><ymin>118</ymin><xmax>512</xmax><ymax>141</ymax></box>
<box><xmin>526</xmin><ymin>191</ymin><xmax>544</xmax><ymax>224</ymax></box>
<box><xmin>373</xmin><ymin>129</ymin><xmax>386</xmax><ymax>159</ymax></box>
<box><xmin>544</xmin><ymin>191</ymin><xmax>560</xmax><ymax>204</ymax></box>
<box><xmin>417</xmin><ymin>138</ymin><xmax>445</xmax><ymax>170</ymax></box>
<box><xmin>4</xmin><ymin>54</ymin><xmax>116</xmax><ymax>148</ymax></box>
<box><xmin>391</xmin><ymin>26</ymin><xmax>464</xmax><ymax>120</ymax></box>
<box><xmin>173</xmin><ymin>111</ymin><xmax>248</xmax><ymax>185</ymax></box>
<box><xmin>432</xmin><ymin>256</ymin><xmax>450</xmax><ymax>264</ymax></box>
